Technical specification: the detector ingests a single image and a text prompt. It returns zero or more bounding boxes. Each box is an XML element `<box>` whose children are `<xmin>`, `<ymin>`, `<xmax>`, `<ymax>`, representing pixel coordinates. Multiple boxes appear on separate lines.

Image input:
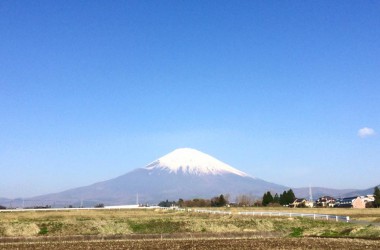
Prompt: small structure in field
<box><xmin>316</xmin><ymin>196</ymin><xmax>336</xmax><ymax>207</ymax></box>
<box><xmin>336</xmin><ymin>196</ymin><xmax>365</xmax><ymax>208</ymax></box>
<box><xmin>362</xmin><ymin>195</ymin><xmax>375</xmax><ymax>204</ymax></box>
<box><xmin>304</xmin><ymin>200</ymin><xmax>314</xmax><ymax>208</ymax></box>
<box><xmin>336</xmin><ymin>195</ymin><xmax>374</xmax><ymax>209</ymax></box>
<box><xmin>290</xmin><ymin>198</ymin><xmax>307</xmax><ymax>208</ymax></box>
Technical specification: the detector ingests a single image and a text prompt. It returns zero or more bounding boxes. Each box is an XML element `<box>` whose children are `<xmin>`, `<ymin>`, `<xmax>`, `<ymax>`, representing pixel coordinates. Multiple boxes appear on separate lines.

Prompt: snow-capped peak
<box><xmin>145</xmin><ymin>148</ymin><xmax>249</xmax><ymax>177</ymax></box>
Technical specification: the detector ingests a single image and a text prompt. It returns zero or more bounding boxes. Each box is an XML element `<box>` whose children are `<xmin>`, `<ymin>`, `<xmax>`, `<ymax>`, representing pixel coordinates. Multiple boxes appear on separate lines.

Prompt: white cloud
<box><xmin>358</xmin><ymin>127</ymin><xmax>376</xmax><ymax>138</ymax></box>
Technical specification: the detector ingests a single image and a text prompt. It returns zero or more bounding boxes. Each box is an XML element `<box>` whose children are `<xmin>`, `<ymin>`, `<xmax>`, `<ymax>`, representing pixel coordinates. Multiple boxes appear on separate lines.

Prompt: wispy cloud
<box><xmin>358</xmin><ymin>127</ymin><xmax>376</xmax><ymax>138</ymax></box>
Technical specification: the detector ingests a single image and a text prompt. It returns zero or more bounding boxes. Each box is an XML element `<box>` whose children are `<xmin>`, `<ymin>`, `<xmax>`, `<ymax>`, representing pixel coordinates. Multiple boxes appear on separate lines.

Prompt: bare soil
<box><xmin>1</xmin><ymin>237</ymin><xmax>379</xmax><ymax>250</ymax></box>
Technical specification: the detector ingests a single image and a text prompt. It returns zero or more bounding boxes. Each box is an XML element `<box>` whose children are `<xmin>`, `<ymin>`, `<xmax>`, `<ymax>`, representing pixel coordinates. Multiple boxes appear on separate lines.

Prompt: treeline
<box><xmin>368</xmin><ymin>186</ymin><xmax>380</xmax><ymax>208</ymax></box>
<box><xmin>375</xmin><ymin>187</ymin><xmax>380</xmax><ymax>208</ymax></box>
<box><xmin>262</xmin><ymin>189</ymin><xmax>295</xmax><ymax>206</ymax></box>
<box><xmin>159</xmin><ymin>195</ymin><xmax>228</xmax><ymax>208</ymax></box>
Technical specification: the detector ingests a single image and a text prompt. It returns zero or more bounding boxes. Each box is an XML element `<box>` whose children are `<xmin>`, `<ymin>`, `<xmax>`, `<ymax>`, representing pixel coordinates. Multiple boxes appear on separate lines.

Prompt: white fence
<box><xmin>158</xmin><ymin>207</ymin><xmax>350</xmax><ymax>223</ymax></box>
<box><xmin>159</xmin><ymin>207</ymin><xmax>186</xmax><ymax>212</ymax></box>
<box><xmin>0</xmin><ymin>206</ymin><xmax>160</xmax><ymax>213</ymax></box>
<box><xmin>238</xmin><ymin>211</ymin><xmax>349</xmax><ymax>222</ymax></box>
<box><xmin>193</xmin><ymin>209</ymin><xmax>232</xmax><ymax>215</ymax></box>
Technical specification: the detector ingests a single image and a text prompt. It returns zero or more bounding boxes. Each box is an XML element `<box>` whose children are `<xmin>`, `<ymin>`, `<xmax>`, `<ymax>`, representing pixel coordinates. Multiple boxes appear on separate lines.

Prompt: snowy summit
<box><xmin>145</xmin><ymin>148</ymin><xmax>249</xmax><ymax>177</ymax></box>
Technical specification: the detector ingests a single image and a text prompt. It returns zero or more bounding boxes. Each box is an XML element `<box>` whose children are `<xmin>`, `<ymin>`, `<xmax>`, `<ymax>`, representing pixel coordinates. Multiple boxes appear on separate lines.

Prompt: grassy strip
<box><xmin>0</xmin><ymin>209</ymin><xmax>379</xmax><ymax>239</ymax></box>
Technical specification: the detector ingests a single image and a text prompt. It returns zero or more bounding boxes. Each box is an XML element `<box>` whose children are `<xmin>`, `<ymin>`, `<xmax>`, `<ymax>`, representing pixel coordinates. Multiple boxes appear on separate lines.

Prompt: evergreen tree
<box><xmin>219</xmin><ymin>194</ymin><xmax>227</xmax><ymax>206</ymax></box>
<box><xmin>211</xmin><ymin>194</ymin><xmax>227</xmax><ymax>207</ymax></box>
<box><xmin>262</xmin><ymin>192</ymin><xmax>267</xmax><ymax>206</ymax></box>
<box><xmin>262</xmin><ymin>191</ymin><xmax>274</xmax><ymax>206</ymax></box>
<box><xmin>374</xmin><ymin>186</ymin><xmax>380</xmax><ymax>208</ymax></box>
<box><xmin>287</xmin><ymin>189</ymin><xmax>296</xmax><ymax>204</ymax></box>
<box><xmin>279</xmin><ymin>191</ymin><xmax>287</xmax><ymax>205</ymax></box>
<box><xmin>279</xmin><ymin>189</ymin><xmax>296</xmax><ymax>205</ymax></box>
<box><xmin>273</xmin><ymin>193</ymin><xmax>280</xmax><ymax>204</ymax></box>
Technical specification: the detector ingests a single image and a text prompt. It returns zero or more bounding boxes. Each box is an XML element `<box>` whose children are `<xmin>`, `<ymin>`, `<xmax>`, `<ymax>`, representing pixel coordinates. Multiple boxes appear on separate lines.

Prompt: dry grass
<box><xmin>0</xmin><ymin>208</ymin><xmax>379</xmax><ymax>239</ymax></box>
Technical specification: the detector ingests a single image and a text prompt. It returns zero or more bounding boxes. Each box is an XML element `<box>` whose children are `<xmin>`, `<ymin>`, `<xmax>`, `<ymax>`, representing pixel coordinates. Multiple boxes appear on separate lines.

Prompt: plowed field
<box><xmin>1</xmin><ymin>237</ymin><xmax>379</xmax><ymax>250</ymax></box>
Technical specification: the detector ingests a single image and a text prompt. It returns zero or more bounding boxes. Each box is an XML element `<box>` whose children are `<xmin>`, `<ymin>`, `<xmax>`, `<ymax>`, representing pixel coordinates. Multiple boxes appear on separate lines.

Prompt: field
<box><xmin>1</xmin><ymin>207</ymin><xmax>379</xmax><ymax>249</ymax></box>
<box><xmin>2</xmin><ymin>238</ymin><xmax>380</xmax><ymax>250</ymax></box>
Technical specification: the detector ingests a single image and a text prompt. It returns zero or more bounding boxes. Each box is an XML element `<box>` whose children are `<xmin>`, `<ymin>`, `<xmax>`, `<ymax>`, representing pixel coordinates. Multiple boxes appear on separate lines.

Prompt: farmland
<box><xmin>0</xmin><ymin>208</ymin><xmax>379</xmax><ymax>249</ymax></box>
<box><xmin>2</xmin><ymin>238</ymin><xmax>380</xmax><ymax>250</ymax></box>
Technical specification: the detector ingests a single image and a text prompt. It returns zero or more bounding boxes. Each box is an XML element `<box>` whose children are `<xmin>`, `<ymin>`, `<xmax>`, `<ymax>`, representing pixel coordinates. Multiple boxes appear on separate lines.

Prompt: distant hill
<box><xmin>340</xmin><ymin>185</ymin><xmax>380</xmax><ymax>197</ymax></box>
<box><xmin>0</xmin><ymin>198</ymin><xmax>10</xmax><ymax>206</ymax></box>
<box><xmin>27</xmin><ymin>148</ymin><xmax>288</xmax><ymax>207</ymax></box>
<box><xmin>0</xmin><ymin>198</ymin><xmax>21</xmax><ymax>208</ymax></box>
<box><xmin>293</xmin><ymin>187</ymin><xmax>358</xmax><ymax>199</ymax></box>
<box><xmin>293</xmin><ymin>185</ymin><xmax>380</xmax><ymax>200</ymax></box>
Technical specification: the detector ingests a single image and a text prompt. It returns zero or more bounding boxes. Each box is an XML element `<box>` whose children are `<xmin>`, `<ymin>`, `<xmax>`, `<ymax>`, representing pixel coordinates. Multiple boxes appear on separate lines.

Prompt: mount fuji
<box><xmin>30</xmin><ymin>148</ymin><xmax>288</xmax><ymax>206</ymax></box>
<box><xmin>145</xmin><ymin>148</ymin><xmax>249</xmax><ymax>177</ymax></box>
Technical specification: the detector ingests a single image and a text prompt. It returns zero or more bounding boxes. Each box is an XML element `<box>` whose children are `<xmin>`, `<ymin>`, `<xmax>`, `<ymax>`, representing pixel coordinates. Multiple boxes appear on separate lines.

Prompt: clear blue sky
<box><xmin>1</xmin><ymin>1</ymin><xmax>379</xmax><ymax>198</ymax></box>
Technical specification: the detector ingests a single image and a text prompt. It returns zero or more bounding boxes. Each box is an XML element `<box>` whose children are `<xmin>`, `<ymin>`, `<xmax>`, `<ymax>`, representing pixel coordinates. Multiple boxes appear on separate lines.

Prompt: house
<box><xmin>316</xmin><ymin>196</ymin><xmax>335</xmax><ymax>207</ymax></box>
<box><xmin>362</xmin><ymin>195</ymin><xmax>375</xmax><ymax>204</ymax></box>
<box><xmin>335</xmin><ymin>196</ymin><xmax>365</xmax><ymax>209</ymax></box>
<box><xmin>290</xmin><ymin>198</ymin><xmax>307</xmax><ymax>208</ymax></box>
<box><xmin>304</xmin><ymin>200</ymin><xmax>314</xmax><ymax>208</ymax></box>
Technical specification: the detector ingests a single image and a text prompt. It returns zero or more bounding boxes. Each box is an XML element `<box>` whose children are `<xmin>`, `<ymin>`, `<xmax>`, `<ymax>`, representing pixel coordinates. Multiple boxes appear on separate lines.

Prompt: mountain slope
<box><xmin>341</xmin><ymin>185</ymin><xmax>380</xmax><ymax>197</ymax></box>
<box><xmin>30</xmin><ymin>148</ymin><xmax>288</xmax><ymax>206</ymax></box>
